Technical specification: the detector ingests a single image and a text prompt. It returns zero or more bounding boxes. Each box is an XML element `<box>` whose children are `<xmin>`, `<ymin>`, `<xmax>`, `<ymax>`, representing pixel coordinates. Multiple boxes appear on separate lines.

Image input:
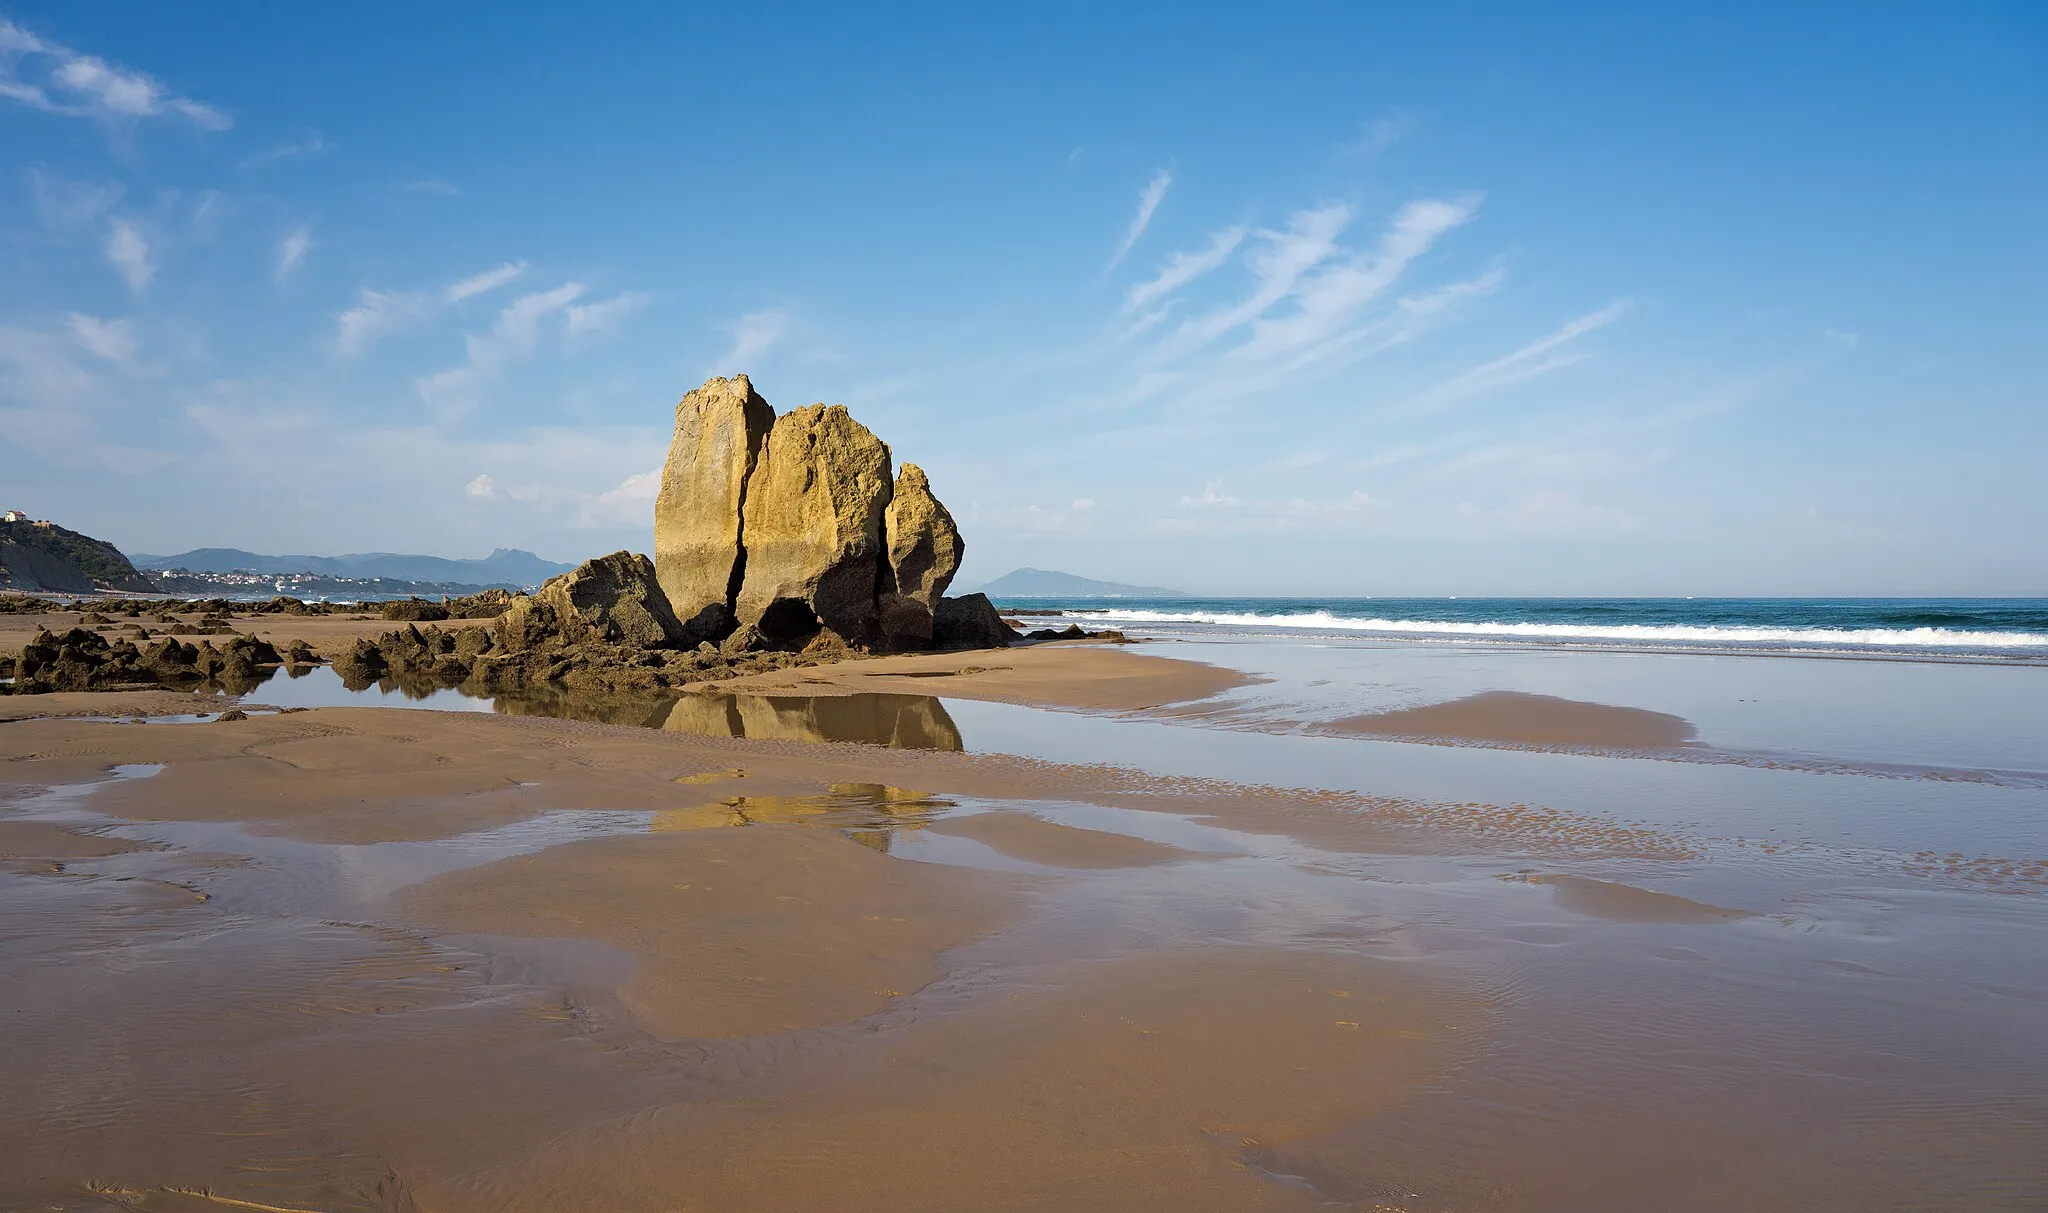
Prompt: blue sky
<box><xmin>2</xmin><ymin>2</ymin><xmax>2041</xmax><ymax>594</ymax></box>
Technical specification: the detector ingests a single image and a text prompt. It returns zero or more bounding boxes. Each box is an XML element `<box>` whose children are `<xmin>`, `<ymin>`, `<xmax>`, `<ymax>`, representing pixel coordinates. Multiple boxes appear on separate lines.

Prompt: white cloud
<box><xmin>333</xmin><ymin>290</ymin><xmax>430</xmax><ymax>357</ymax></box>
<box><xmin>332</xmin><ymin>261</ymin><xmax>533</xmax><ymax>356</ymax></box>
<box><xmin>1346</xmin><ymin>110</ymin><xmax>1414</xmax><ymax>160</ymax></box>
<box><xmin>596</xmin><ymin>469</ymin><xmax>660</xmax><ymax>506</ymax></box>
<box><xmin>444</xmin><ymin>260</ymin><xmax>528</xmax><ymax>303</ymax></box>
<box><xmin>1123</xmin><ymin>226</ymin><xmax>1245</xmax><ymax>313</ymax></box>
<box><xmin>1180</xmin><ymin>481</ymin><xmax>1241</xmax><ymax>509</ymax></box>
<box><xmin>1400</xmin><ymin>300</ymin><xmax>1631</xmax><ymax>413</ymax></box>
<box><xmin>567</xmin><ymin>291</ymin><xmax>651</xmax><ymax>336</ymax></box>
<box><xmin>104</xmin><ymin>219</ymin><xmax>153</xmax><ymax>291</ymax></box>
<box><xmin>1072</xmin><ymin>497</ymin><xmax>1096</xmax><ymax>512</ymax></box>
<box><xmin>403</xmin><ymin>180</ymin><xmax>461</xmax><ymax>197</ymax></box>
<box><xmin>0</xmin><ymin>17</ymin><xmax>229</xmax><ymax>128</ymax></box>
<box><xmin>721</xmin><ymin>308</ymin><xmax>789</xmax><ymax>368</ymax></box>
<box><xmin>65</xmin><ymin>313</ymin><xmax>136</xmax><ymax>363</ymax></box>
<box><xmin>28</xmin><ymin>168</ymin><xmax>118</xmax><ymax>232</ymax></box>
<box><xmin>1108</xmin><ymin>169</ymin><xmax>1173</xmax><ymax>269</ymax></box>
<box><xmin>238</xmin><ymin>134</ymin><xmax>334</xmax><ymax>171</ymax></box>
<box><xmin>465</xmin><ymin>473</ymin><xmax>500</xmax><ymax>500</ymax></box>
<box><xmin>1155</xmin><ymin>487</ymin><xmax>1387</xmax><ymax>535</ymax></box>
<box><xmin>275</xmin><ymin>226</ymin><xmax>311</xmax><ymax>284</ymax></box>
<box><xmin>1233</xmin><ymin>194</ymin><xmax>1481</xmax><ymax>364</ymax></box>
<box><xmin>416</xmin><ymin>282</ymin><xmax>587</xmax><ymax>408</ymax></box>
<box><xmin>1170</xmin><ymin>203</ymin><xmax>1352</xmax><ymax>353</ymax></box>
<box><xmin>1397</xmin><ymin>264</ymin><xmax>1507</xmax><ymax>316</ymax></box>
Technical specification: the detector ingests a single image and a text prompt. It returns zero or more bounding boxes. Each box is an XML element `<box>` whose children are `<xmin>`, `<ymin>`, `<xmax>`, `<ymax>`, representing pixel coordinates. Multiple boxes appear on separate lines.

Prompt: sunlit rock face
<box><xmin>652</xmin><ymin>376</ymin><xmax>991</xmax><ymax>652</ymax></box>
<box><xmin>653</xmin><ymin>375</ymin><xmax>774</xmax><ymax>645</ymax></box>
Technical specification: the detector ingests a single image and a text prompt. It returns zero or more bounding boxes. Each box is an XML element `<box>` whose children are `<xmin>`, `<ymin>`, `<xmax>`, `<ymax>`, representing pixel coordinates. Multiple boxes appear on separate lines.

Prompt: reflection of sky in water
<box><xmin>225</xmin><ymin>651</ymin><xmax>2048</xmax><ymax>899</ymax></box>
<box><xmin>1127</xmin><ymin>635</ymin><xmax>2048</xmax><ymax>773</ymax></box>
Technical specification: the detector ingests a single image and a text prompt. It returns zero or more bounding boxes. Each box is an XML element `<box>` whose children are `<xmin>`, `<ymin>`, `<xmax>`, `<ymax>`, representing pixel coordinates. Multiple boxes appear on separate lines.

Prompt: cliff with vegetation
<box><xmin>0</xmin><ymin>517</ymin><xmax>157</xmax><ymax>594</ymax></box>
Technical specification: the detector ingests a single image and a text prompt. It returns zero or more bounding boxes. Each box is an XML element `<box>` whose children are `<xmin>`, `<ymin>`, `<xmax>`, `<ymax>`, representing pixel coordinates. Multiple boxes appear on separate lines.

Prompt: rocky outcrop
<box><xmin>653</xmin><ymin>377</ymin><xmax>992</xmax><ymax>653</ymax></box>
<box><xmin>504</xmin><ymin>551</ymin><xmax>685</xmax><ymax>651</ymax></box>
<box><xmin>653</xmin><ymin>376</ymin><xmax>774</xmax><ymax>643</ymax></box>
<box><xmin>4</xmin><ymin>626</ymin><xmax>288</xmax><ymax>693</ymax></box>
<box><xmin>733</xmin><ymin>404</ymin><xmax>895</xmax><ymax>646</ymax></box>
<box><xmin>933</xmin><ymin>593</ymin><xmax>1020</xmax><ymax>650</ymax></box>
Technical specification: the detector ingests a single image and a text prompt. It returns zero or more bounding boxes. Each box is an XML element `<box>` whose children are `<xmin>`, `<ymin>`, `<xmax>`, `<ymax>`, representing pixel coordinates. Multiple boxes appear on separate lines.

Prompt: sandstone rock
<box><xmin>532</xmin><ymin>551</ymin><xmax>686</xmax><ymax>649</ymax></box>
<box><xmin>877</xmin><ymin>463</ymin><xmax>963</xmax><ymax>648</ymax></box>
<box><xmin>654</xmin><ymin>375</ymin><xmax>774</xmax><ymax>643</ymax></box>
<box><xmin>884</xmin><ymin>464</ymin><xmax>963</xmax><ymax>604</ymax></box>
<box><xmin>734</xmin><ymin>404</ymin><xmax>894</xmax><ymax>645</ymax></box>
<box><xmin>932</xmin><ymin>594</ymin><xmax>1018</xmax><ymax>650</ymax></box>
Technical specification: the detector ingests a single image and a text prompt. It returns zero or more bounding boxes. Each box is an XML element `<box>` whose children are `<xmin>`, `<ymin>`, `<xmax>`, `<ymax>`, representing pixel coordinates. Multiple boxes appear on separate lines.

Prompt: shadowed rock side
<box><xmin>935</xmin><ymin>593</ymin><xmax>1021</xmax><ymax>649</ymax></box>
<box><xmin>653</xmin><ymin>375</ymin><xmax>774</xmax><ymax>644</ymax></box>
<box><xmin>734</xmin><ymin>404</ymin><xmax>896</xmax><ymax>646</ymax></box>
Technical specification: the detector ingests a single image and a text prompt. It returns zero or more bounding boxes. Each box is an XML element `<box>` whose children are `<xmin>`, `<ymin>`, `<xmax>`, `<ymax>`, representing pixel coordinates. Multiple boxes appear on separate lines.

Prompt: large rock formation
<box><xmin>652</xmin><ymin>377</ymin><xmax>990</xmax><ymax>652</ymax></box>
<box><xmin>734</xmin><ymin>404</ymin><xmax>895</xmax><ymax>645</ymax></box>
<box><xmin>653</xmin><ymin>375</ymin><xmax>774</xmax><ymax>644</ymax></box>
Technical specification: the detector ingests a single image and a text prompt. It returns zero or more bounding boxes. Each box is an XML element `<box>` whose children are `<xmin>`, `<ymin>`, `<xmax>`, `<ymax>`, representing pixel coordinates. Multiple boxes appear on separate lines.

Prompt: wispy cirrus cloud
<box><xmin>567</xmin><ymin>291</ymin><xmax>651</xmax><ymax>337</ymax></box>
<box><xmin>1397</xmin><ymin>300</ymin><xmax>1631</xmax><ymax>413</ymax></box>
<box><xmin>1124</xmin><ymin>226</ymin><xmax>1244</xmax><ymax>314</ymax></box>
<box><xmin>444</xmin><ymin>260</ymin><xmax>528</xmax><ymax>303</ymax></box>
<box><xmin>720</xmin><ymin>308</ymin><xmax>790</xmax><ymax>369</ymax></box>
<box><xmin>416</xmin><ymin>282</ymin><xmax>588</xmax><ymax>409</ymax></box>
<box><xmin>1345</xmin><ymin>110</ymin><xmax>1414</xmax><ymax>160</ymax></box>
<box><xmin>275</xmin><ymin>227</ymin><xmax>311</xmax><ymax>284</ymax></box>
<box><xmin>332</xmin><ymin>261</ymin><xmax>531</xmax><ymax>356</ymax></box>
<box><xmin>1108</xmin><ymin>169</ymin><xmax>1172</xmax><ymax>269</ymax></box>
<box><xmin>66</xmin><ymin>313</ymin><xmax>137</xmax><ymax>363</ymax></box>
<box><xmin>238</xmin><ymin>133</ymin><xmax>334</xmax><ymax>171</ymax></box>
<box><xmin>104</xmin><ymin>219</ymin><xmax>153</xmax><ymax>291</ymax></box>
<box><xmin>1231</xmin><ymin>194</ymin><xmax>1482</xmax><ymax>365</ymax></box>
<box><xmin>0</xmin><ymin>17</ymin><xmax>229</xmax><ymax>128</ymax></box>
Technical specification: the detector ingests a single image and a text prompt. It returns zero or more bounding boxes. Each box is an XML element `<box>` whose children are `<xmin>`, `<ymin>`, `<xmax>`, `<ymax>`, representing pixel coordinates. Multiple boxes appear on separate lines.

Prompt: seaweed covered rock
<box><xmin>6</xmin><ymin>626</ymin><xmax>283</xmax><ymax>693</ymax></box>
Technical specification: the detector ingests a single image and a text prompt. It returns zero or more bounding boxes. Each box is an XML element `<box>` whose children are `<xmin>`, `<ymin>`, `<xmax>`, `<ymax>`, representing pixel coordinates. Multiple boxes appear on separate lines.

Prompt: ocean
<box><xmin>986</xmin><ymin>597</ymin><xmax>2048</xmax><ymax>658</ymax></box>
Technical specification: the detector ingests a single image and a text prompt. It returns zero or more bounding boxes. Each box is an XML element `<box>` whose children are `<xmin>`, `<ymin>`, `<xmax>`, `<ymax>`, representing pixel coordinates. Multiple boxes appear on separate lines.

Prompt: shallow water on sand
<box><xmin>4</xmin><ymin>759</ymin><xmax>2043</xmax><ymax>1209</ymax></box>
<box><xmin>9</xmin><ymin>638</ymin><xmax>2045</xmax><ymax>1208</ymax></box>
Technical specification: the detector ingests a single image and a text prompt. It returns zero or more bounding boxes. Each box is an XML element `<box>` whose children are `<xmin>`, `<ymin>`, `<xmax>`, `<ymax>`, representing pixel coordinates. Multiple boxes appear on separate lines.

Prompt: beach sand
<box><xmin>2</xmin><ymin>643</ymin><xmax>2043</xmax><ymax>1210</ymax></box>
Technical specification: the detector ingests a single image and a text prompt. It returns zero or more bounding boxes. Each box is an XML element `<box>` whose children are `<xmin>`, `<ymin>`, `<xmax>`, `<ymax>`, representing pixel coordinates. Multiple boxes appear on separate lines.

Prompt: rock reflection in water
<box><xmin>246</xmin><ymin>666</ymin><xmax>966</xmax><ymax>749</ymax></box>
<box><xmin>656</xmin><ymin>783</ymin><xmax>959</xmax><ymax>853</ymax></box>
<box><xmin>657</xmin><ymin>692</ymin><xmax>964</xmax><ymax>751</ymax></box>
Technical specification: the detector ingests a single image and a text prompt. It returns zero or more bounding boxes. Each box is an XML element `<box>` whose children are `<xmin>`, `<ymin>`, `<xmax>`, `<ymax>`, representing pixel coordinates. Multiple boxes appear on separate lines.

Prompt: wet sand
<box><xmin>704</xmin><ymin>641</ymin><xmax>1253</xmax><ymax>709</ymax></box>
<box><xmin>3</xmin><ymin>643</ymin><xmax>2045</xmax><ymax>1210</ymax></box>
<box><xmin>1324</xmin><ymin>689</ymin><xmax>1697</xmax><ymax>749</ymax></box>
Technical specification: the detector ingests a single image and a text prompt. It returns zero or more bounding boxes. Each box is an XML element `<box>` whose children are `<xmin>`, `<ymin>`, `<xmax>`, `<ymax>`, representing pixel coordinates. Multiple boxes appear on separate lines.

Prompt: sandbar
<box><xmin>1324</xmin><ymin>689</ymin><xmax>1697</xmax><ymax>749</ymax></box>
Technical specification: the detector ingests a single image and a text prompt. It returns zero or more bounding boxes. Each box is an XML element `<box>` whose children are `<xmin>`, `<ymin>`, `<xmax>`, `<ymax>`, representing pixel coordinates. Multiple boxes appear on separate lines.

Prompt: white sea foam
<box><xmin>1063</xmin><ymin>609</ymin><xmax>2048</xmax><ymax>650</ymax></box>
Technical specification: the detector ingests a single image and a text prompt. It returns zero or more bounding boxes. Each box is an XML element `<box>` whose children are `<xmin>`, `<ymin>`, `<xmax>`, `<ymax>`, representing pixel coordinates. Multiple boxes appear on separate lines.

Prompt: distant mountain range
<box><xmin>973</xmin><ymin>567</ymin><xmax>1189</xmax><ymax>598</ymax></box>
<box><xmin>129</xmin><ymin>547</ymin><xmax>573</xmax><ymax>589</ymax></box>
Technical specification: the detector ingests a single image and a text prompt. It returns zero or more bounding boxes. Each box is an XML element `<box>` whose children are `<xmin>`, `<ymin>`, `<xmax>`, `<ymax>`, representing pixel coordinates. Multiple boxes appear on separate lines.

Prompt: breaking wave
<box><xmin>1058</xmin><ymin>609</ymin><xmax>2048</xmax><ymax>652</ymax></box>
